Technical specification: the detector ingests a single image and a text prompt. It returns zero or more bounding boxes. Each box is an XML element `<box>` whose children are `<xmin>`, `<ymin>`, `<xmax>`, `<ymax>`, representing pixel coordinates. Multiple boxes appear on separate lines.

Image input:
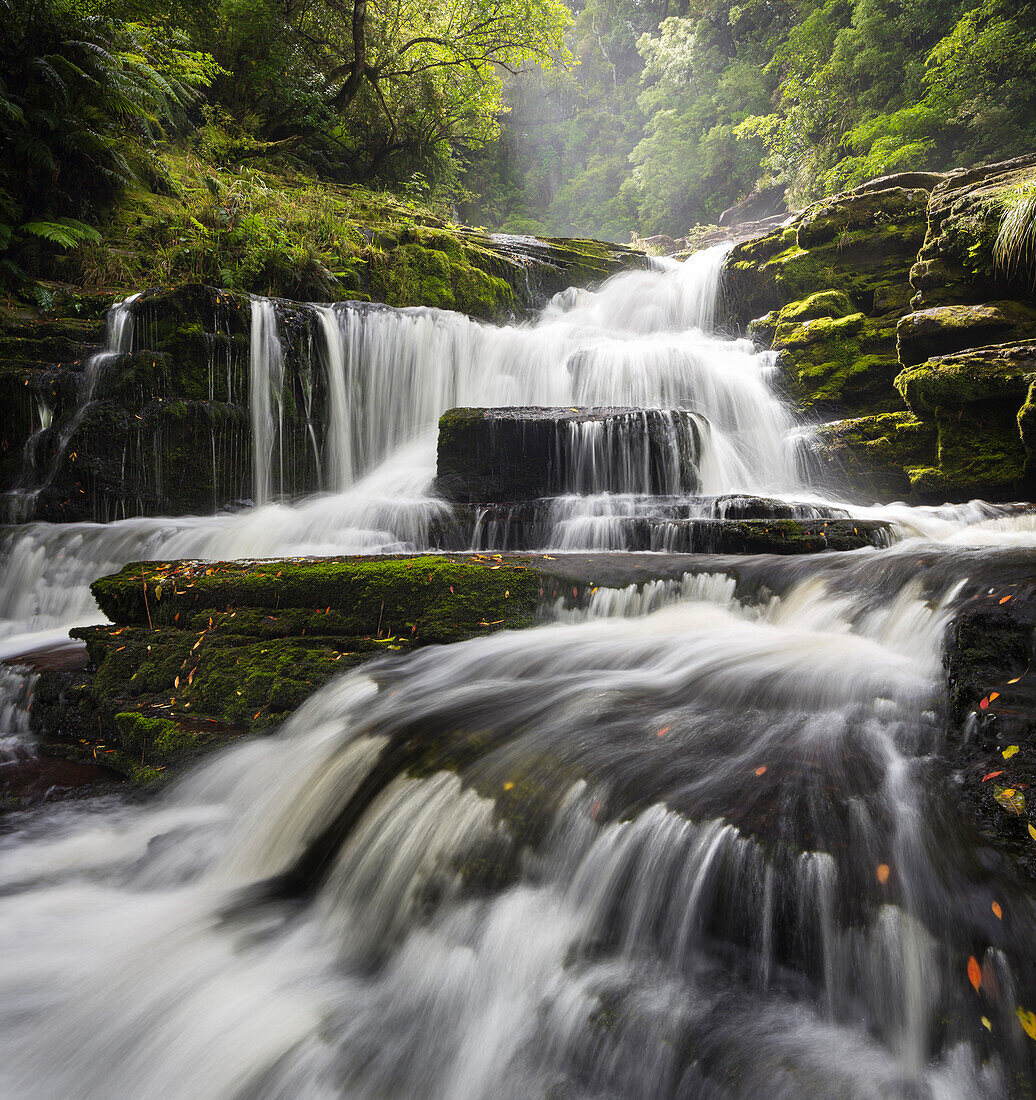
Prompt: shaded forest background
<box><xmin>3</xmin><ymin>0</ymin><xmax>1036</xmax><ymax>291</ymax></box>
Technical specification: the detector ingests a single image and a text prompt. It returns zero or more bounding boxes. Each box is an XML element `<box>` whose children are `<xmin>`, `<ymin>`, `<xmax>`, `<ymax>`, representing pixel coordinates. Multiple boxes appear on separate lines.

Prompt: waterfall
<box><xmin>1</xmin><ymin>294</ymin><xmax>138</xmax><ymax>522</ymax></box>
<box><xmin>0</xmin><ymin>241</ymin><xmax>1035</xmax><ymax>1097</ymax></box>
<box><xmin>0</xmin><ymin>546</ymin><xmax>1029</xmax><ymax>1097</ymax></box>
<box><xmin>249</xmin><ymin>298</ymin><xmax>286</xmax><ymax>505</ymax></box>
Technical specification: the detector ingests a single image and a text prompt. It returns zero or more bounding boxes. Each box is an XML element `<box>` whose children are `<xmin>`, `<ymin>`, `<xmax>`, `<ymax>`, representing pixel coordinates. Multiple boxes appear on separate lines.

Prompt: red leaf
<box><xmin>982</xmin><ymin>771</ymin><xmax>1004</xmax><ymax>782</ymax></box>
<box><xmin>968</xmin><ymin>956</ymin><xmax>982</xmax><ymax>992</ymax></box>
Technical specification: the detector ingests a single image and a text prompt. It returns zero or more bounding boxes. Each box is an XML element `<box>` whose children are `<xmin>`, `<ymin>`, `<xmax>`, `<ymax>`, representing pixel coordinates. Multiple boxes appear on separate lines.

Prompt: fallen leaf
<box><xmin>982</xmin><ymin>771</ymin><xmax>1004</xmax><ymax>782</ymax></box>
<box><xmin>968</xmin><ymin>956</ymin><xmax>982</xmax><ymax>992</ymax></box>
<box><xmin>876</xmin><ymin>863</ymin><xmax>890</xmax><ymax>884</ymax></box>
<box><xmin>981</xmin><ymin>1016</ymin><xmax>992</xmax><ymax>1031</ymax></box>
<box><xmin>1003</xmin><ymin>745</ymin><xmax>1019</xmax><ymax>759</ymax></box>
<box><xmin>992</xmin><ymin>901</ymin><xmax>1003</xmax><ymax>920</ymax></box>
<box><xmin>990</xmin><ymin>692</ymin><xmax>1001</xmax><ymax>702</ymax></box>
<box><xmin>993</xmin><ymin>786</ymin><xmax>1026</xmax><ymax>815</ymax></box>
<box><xmin>999</xmin><ymin>595</ymin><xmax>1013</xmax><ymax>604</ymax></box>
<box><xmin>980</xmin><ymin>697</ymin><xmax>990</xmax><ymax>710</ymax></box>
<box><xmin>1029</xmin><ymin>823</ymin><xmax>1036</xmax><ymax>842</ymax></box>
<box><xmin>754</xmin><ymin>765</ymin><xmax>767</xmax><ymax>776</ymax></box>
<box><xmin>503</xmin><ymin>781</ymin><xmax>514</xmax><ymax>791</ymax></box>
<box><xmin>656</xmin><ymin>726</ymin><xmax>670</xmax><ymax>737</ymax></box>
<box><xmin>1017</xmin><ymin>1007</ymin><xmax>1036</xmax><ymax>1041</ymax></box>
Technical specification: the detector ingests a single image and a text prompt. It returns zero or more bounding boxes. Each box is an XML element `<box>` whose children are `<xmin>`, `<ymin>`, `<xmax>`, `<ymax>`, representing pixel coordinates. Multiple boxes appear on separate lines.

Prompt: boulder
<box><xmin>435</xmin><ymin>407</ymin><xmax>708</xmax><ymax>502</ymax></box>
<box><xmin>897</xmin><ymin>302</ymin><xmax>1036</xmax><ymax>367</ymax></box>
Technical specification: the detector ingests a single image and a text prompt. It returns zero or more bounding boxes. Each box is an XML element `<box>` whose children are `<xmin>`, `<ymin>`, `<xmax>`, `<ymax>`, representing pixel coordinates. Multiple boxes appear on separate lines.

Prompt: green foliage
<box><xmin>994</xmin><ymin>180</ymin><xmax>1036</xmax><ymax>287</ymax></box>
<box><xmin>0</xmin><ymin>0</ymin><xmax>219</xmax><ymax>285</ymax></box>
<box><xmin>465</xmin><ymin>0</ymin><xmax>1036</xmax><ymax>240</ymax></box>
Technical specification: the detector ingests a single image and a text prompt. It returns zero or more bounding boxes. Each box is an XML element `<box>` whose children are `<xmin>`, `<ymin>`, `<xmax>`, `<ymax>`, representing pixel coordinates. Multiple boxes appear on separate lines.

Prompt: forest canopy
<box><xmin>2</xmin><ymin>0</ymin><xmax>1035</xmax><ymax>281</ymax></box>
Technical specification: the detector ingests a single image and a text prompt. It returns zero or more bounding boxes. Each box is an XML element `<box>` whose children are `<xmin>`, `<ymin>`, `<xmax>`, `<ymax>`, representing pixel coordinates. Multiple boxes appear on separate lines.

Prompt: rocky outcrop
<box><xmin>435</xmin><ymin>407</ymin><xmax>707</xmax><ymax>502</ymax></box>
<box><xmin>0</xmin><ymin>226</ymin><xmax>647</xmax><ymax>524</ymax></box>
<box><xmin>2</xmin><ymin>287</ymin><xmax>262</xmax><ymax>522</ymax></box>
<box><xmin>31</xmin><ymin>551</ymin><xmax>771</xmax><ymax>783</ymax></box>
<box><xmin>725</xmin><ymin>155</ymin><xmax>1036</xmax><ymax>501</ymax></box>
<box><xmin>943</xmin><ymin>560</ymin><xmax>1036</xmax><ymax>879</ymax></box>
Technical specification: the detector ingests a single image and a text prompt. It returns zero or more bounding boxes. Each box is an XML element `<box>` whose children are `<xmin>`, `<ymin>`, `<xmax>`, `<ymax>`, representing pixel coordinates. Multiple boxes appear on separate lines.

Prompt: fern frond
<box><xmin>20</xmin><ymin>217</ymin><xmax>102</xmax><ymax>248</ymax></box>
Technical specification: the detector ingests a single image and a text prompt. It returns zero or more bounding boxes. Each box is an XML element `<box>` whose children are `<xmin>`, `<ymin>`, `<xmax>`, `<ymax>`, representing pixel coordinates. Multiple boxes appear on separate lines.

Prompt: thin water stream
<box><xmin>0</xmin><ymin>246</ymin><xmax>1034</xmax><ymax>1096</ymax></box>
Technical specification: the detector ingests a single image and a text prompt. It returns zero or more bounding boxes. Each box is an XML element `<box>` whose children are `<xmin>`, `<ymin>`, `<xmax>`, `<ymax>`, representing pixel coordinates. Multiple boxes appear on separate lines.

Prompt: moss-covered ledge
<box><xmin>39</xmin><ymin>555</ymin><xmax>549</xmax><ymax>783</ymax></box>
<box><xmin>91</xmin><ymin>555</ymin><xmax>543</xmax><ymax>639</ymax></box>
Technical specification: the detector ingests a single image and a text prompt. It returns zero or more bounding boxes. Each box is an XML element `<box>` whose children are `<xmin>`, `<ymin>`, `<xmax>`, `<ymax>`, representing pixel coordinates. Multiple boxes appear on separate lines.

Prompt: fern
<box><xmin>994</xmin><ymin>180</ymin><xmax>1036</xmax><ymax>287</ymax></box>
<box><xmin>20</xmin><ymin>218</ymin><xmax>102</xmax><ymax>249</ymax></box>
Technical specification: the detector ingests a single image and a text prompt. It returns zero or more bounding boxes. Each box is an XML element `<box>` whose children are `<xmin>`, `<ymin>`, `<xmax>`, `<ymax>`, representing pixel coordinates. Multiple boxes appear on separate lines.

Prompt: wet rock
<box><xmin>435</xmin><ymin>407</ymin><xmax>707</xmax><ymax>503</ymax></box>
<box><xmin>814</xmin><ymin>412</ymin><xmax>937</xmax><ymax>501</ymax></box>
<box><xmin>894</xmin><ymin>343</ymin><xmax>1036</xmax><ymax>499</ymax></box>
<box><xmin>723</xmin><ymin>156</ymin><xmax>1036</xmax><ymax>501</ymax></box>
<box><xmin>911</xmin><ymin>153</ymin><xmax>1036</xmax><ymax>310</ymax></box>
<box><xmin>897</xmin><ymin>303</ymin><xmax>1036</xmax><ymax>368</ymax></box>
<box><xmin>944</xmin><ymin>576</ymin><xmax>1036</xmax><ymax>879</ymax></box>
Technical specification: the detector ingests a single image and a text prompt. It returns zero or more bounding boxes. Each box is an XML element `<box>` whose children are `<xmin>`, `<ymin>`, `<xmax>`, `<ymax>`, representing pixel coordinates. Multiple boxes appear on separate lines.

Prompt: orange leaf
<box><xmin>968</xmin><ymin>956</ymin><xmax>982</xmax><ymax>992</ymax></box>
<box><xmin>982</xmin><ymin>771</ymin><xmax>1004</xmax><ymax>782</ymax></box>
<box><xmin>876</xmin><ymin>863</ymin><xmax>890</xmax><ymax>884</ymax></box>
<box><xmin>656</xmin><ymin>726</ymin><xmax>670</xmax><ymax>738</ymax></box>
<box><xmin>992</xmin><ymin>901</ymin><xmax>1003</xmax><ymax>920</ymax></box>
<box><xmin>990</xmin><ymin>692</ymin><xmax>1001</xmax><ymax>702</ymax></box>
<box><xmin>999</xmin><ymin>595</ymin><xmax>1013</xmax><ymax>604</ymax></box>
<box><xmin>754</xmin><ymin>765</ymin><xmax>767</xmax><ymax>776</ymax></box>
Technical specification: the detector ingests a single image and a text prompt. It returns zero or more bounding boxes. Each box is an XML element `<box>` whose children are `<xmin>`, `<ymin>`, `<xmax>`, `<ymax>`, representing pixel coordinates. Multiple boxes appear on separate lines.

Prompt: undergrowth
<box><xmin>68</xmin><ymin>147</ymin><xmax>462</xmax><ymax>299</ymax></box>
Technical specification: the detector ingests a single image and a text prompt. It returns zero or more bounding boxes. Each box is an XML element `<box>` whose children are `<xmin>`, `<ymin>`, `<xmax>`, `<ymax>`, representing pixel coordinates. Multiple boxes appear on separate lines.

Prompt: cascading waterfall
<box><xmin>0</xmin><ymin>544</ymin><xmax>1033</xmax><ymax>1097</ymax></box>
<box><xmin>1</xmin><ymin>294</ymin><xmax>138</xmax><ymax>522</ymax></box>
<box><xmin>0</xmin><ymin>241</ymin><xmax>1035</xmax><ymax>1097</ymax></box>
<box><xmin>249</xmin><ymin>298</ymin><xmax>286</xmax><ymax>505</ymax></box>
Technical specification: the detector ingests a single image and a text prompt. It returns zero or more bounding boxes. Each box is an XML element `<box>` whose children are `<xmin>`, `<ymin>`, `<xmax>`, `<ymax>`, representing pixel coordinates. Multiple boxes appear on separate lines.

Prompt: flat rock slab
<box><xmin>435</xmin><ymin>407</ymin><xmax>707</xmax><ymax>502</ymax></box>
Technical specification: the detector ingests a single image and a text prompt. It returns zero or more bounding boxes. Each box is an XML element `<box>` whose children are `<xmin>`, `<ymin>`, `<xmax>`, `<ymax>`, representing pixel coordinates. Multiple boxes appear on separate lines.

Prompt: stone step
<box><xmin>436</xmin><ymin>406</ymin><xmax>709</xmax><ymax>502</ymax></box>
<box><xmin>430</xmin><ymin>506</ymin><xmax>892</xmax><ymax>554</ymax></box>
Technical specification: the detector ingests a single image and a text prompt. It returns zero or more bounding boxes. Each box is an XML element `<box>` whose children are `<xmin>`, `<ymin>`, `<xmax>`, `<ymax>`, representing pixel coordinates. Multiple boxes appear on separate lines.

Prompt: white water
<box><xmin>0</xmin><ymin>550</ymin><xmax>1028</xmax><ymax>1097</ymax></box>
<box><xmin>0</xmin><ymin>242</ymin><xmax>1035</xmax><ymax>1096</ymax></box>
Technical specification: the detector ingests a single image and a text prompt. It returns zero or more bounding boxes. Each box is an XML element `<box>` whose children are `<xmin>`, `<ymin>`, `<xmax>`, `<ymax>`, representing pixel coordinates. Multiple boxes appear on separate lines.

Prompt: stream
<box><xmin>0</xmin><ymin>246</ymin><xmax>1034</xmax><ymax>1097</ymax></box>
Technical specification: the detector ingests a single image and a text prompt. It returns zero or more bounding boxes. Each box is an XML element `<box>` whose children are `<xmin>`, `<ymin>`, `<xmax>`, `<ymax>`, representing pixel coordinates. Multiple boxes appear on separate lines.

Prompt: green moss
<box><xmin>1019</xmin><ymin>379</ymin><xmax>1036</xmax><ymax>475</ymax></box>
<box><xmin>774</xmin><ymin>313</ymin><xmax>902</xmax><ymax>415</ymax></box>
<box><xmin>91</xmin><ymin>555</ymin><xmax>543</xmax><ymax>641</ymax></box>
<box><xmin>815</xmin><ymin>412</ymin><xmax>937</xmax><ymax>500</ymax></box>
<box><xmin>895</xmin><ymin>349</ymin><xmax>1034</xmax><ymax>415</ymax></box>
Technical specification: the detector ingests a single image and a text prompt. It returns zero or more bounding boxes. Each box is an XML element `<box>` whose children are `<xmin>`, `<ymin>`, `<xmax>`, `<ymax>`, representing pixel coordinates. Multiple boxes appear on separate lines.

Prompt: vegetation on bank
<box><xmin>0</xmin><ymin>0</ymin><xmax>571</xmax><ymax>297</ymax></box>
<box><xmin>5</xmin><ymin>0</ymin><xmax>1036</xmax><ymax>293</ymax></box>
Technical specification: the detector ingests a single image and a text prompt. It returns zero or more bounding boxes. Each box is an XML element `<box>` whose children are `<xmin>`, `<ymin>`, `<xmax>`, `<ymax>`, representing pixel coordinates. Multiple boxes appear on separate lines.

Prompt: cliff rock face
<box><xmin>723</xmin><ymin>154</ymin><xmax>1036</xmax><ymax>502</ymax></box>
<box><xmin>0</xmin><ymin>234</ymin><xmax>645</xmax><ymax>524</ymax></box>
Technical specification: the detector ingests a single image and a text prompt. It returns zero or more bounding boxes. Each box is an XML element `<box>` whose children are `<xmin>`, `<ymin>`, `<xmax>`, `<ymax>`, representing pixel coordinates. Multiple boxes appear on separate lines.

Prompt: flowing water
<box><xmin>0</xmin><ymin>246</ymin><xmax>1034</xmax><ymax>1097</ymax></box>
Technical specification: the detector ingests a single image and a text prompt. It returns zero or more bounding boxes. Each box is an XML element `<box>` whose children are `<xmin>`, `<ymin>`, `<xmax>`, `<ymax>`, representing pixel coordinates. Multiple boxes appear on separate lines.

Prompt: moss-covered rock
<box><xmin>774</xmin><ymin>312</ymin><xmax>902</xmax><ymax>415</ymax></box>
<box><xmin>814</xmin><ymin>412</ymin><xmax>937</xmax><ymax>500</ymax></box>
<box><xmin>893</xmin><ymin>343</ymin><xmax>1036</xmax><ymax>499</ymax></box>
<box><xmin>1019</xmin><ymin>378</ymin><xmax>1036</xmax><ymax>478</ymax></box>
<box><xmin>90</xmin><ymin>555</ymin><xmax>544</xmax><ymax>639</ymax></box>
<box><xmin>897</xmin><ymin>302</ymin><xmax>1036</xmax><ymax>367</ymax></box>
<box><xmin>723</xmin><ymin>160</ymin><xmax>1036</xmax><ymax>501</ymax></box>
<box><xmin>910</xmin><ymin>154</ymin><xmax>1036</xmax><ymax>309</ymax></box>
<box><xmin>50</xmin><ymin>554</ymin><xmax>549</xmax><ymax>779</ymax></box>
<box><xmin>722</xmin><ymin>183</ymin><xmax>930</xmax><ymax>330</ymax></box>
<box><xmin>895</xmin><ymin>343</ymin><xmax>1036</xmax><ymax>415</ymax></box>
